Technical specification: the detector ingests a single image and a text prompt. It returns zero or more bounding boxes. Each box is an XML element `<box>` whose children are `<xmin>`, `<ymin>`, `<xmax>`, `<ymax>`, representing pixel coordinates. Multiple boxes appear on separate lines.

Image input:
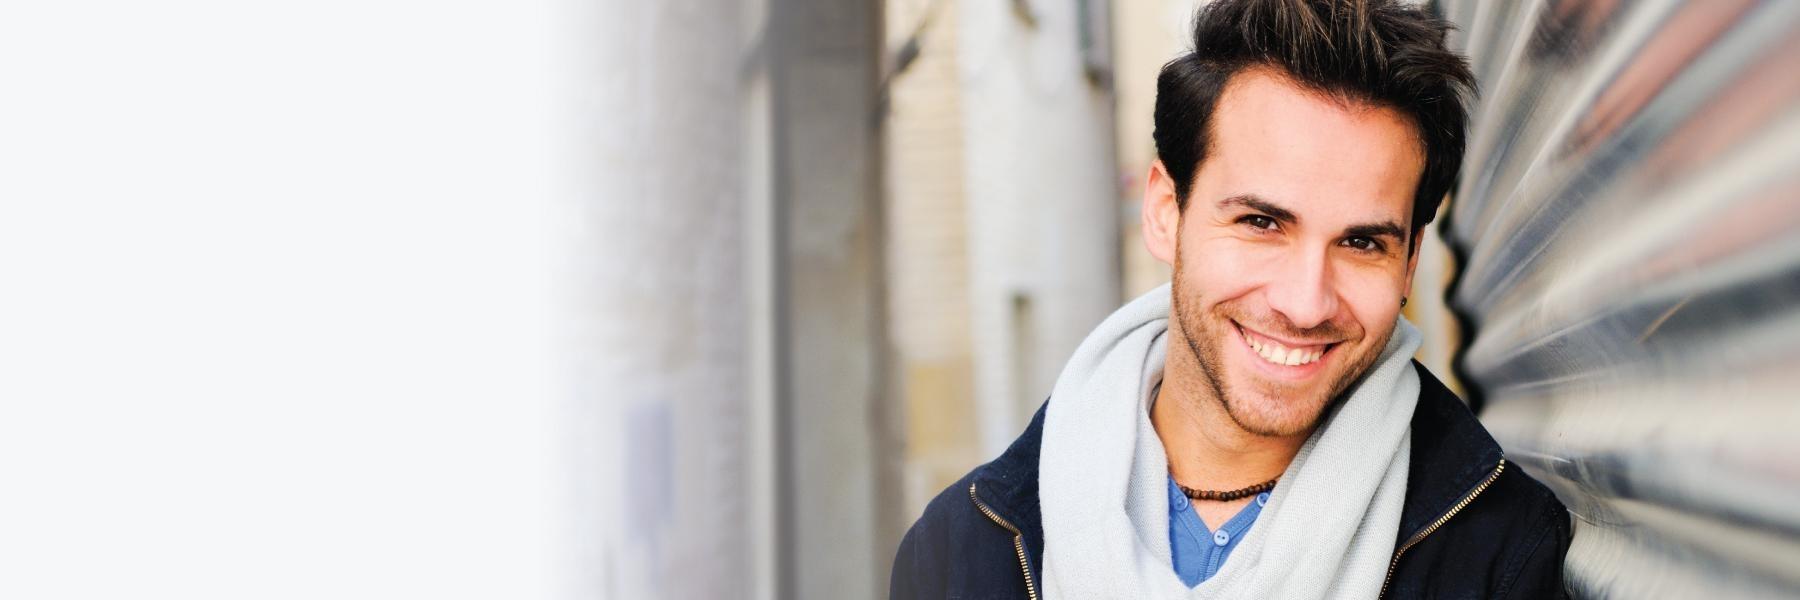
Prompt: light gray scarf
<box><xmin>1039</xmin><ymin>283</ymin><xmax>1422</xmax><ymax>599</ymax></box>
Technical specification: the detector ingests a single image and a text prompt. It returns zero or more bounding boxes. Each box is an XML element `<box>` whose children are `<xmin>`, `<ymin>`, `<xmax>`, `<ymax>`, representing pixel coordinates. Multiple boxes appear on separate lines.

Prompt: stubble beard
<box><xmin>1170</xmin><ymin>254</ymin><xmax>1392</xmax><ymax>438</ymax></box>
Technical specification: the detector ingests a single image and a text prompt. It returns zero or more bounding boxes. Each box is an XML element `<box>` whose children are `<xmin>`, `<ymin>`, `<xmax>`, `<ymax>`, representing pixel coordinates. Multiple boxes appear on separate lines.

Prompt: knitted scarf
<box><xmin>1039</xmin><ymin>283</ymin><xmax>1421</xmax><ymax>599</ymax></box>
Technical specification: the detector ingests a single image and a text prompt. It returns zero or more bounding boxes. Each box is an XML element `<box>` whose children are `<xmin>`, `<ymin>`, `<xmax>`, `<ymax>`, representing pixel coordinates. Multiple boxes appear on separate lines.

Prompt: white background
<box><xmin>0</xmin><ymin>1</ymin><xmax>570</xmax><ymax>597</ymax></box>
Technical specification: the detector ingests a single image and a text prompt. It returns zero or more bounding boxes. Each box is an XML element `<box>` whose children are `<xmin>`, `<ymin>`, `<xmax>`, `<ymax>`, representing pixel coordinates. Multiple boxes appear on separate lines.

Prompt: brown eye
<box><xmin>1241</xmin><ymin>215</ymin><xmax>1277</xmax><ymax>230</ymax></box>
<box><xmin>1343</xmin><ymin>237</ymin><xmax>1382</xmax><ymax>252</ymax></box>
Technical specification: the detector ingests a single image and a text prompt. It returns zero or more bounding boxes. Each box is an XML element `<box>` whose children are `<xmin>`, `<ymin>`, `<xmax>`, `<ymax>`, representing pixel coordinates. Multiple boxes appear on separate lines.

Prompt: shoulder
<box><xmin>1405</xmin><ymin>457</ymin><xmax>1572</xmax><ymax>598</ymax></box>
<box><xmin>890</xmin><ymin>469</ymin><xmax>981</xmax><ymax>599</ymax></box>
<box><xmin>891</xmin><ymin>462</ymin><xmax>1043</xmax><ymax>599</ymax></box>
<box><xmin>891</xmin><ymin>400</ymin><xmax>1049</xmax><ymax>599</ymax></box>
<box><xmin>1394</xmin><ymin>363</ymin><xmax>1572</xmax><ymax>598</ymax></box>
<box><xmin>898</xmin><ymin>465</ymin><xmax>996</xmax><ymax>555</ymax></box>
<box><xmin>1458</xmin><ymin>459</ymin><xmax>1571</xmax><ymax>566</ymax></box>
<box><xmin>1410</xmin><ymin>363</ymin><xmax>1569</xmax><ymax>539</ymax></box>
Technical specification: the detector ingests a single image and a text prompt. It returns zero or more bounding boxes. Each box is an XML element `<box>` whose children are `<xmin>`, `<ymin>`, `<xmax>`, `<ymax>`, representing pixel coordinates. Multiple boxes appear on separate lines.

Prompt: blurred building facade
<box><xmin>588</xmin><ymin>0</ymin><xmax>894</xmax><ymax>598</ymax></box>
<box><xmin>882</xmin><ymin>0</ymin><xmax>1124</xmax><ymax>520</ymax></box>
<box><xmin>882</xmin><ymin>0</ymin><xmax>981</xmax><ymax>523</ymax></box>
<box><xmin>1112</xmin><ymin>0</ymin><xmax>1198</xmax><ymax>299</ymax></box>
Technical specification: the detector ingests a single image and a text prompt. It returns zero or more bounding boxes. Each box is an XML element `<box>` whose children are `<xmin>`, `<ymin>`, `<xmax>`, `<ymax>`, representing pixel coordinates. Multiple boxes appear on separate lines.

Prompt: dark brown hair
<box><xmin>1153</xmin><ymin>0</ymin><xmax>1475</xmax><ymax>242</ymax></box>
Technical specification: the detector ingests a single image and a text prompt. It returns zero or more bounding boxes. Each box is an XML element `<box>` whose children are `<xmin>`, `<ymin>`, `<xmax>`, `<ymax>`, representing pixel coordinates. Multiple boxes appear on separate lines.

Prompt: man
<box><xmin>889</xmin><ymin>0</ymin><xmax>1571</xmax><ymax>598</ymax></box>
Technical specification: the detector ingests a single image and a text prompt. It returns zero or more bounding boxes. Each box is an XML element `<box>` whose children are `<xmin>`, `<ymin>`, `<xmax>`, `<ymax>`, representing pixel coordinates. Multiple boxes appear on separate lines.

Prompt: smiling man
<box><xmin>890</xmin><ymin>0</ymin><xmax>1571</xmax><ymax>598</ymax></box>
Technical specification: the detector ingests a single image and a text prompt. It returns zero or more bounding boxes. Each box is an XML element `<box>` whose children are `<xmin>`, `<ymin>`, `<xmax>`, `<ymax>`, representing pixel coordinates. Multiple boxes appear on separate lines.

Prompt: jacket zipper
<box><xmin>1379</xmin><ymin>458</ymin><xmax>1507</xmax><ymax>599</ymax></box>
<box><xmin>969</xmin><ymin>482</ymin><xmax>1039</xmax><ymax>600</ymax></box>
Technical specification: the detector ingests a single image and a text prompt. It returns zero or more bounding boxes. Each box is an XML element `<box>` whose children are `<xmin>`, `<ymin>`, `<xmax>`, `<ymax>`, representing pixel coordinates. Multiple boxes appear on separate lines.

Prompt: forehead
<box><xmin>1199</xmin><ymin>67</ymin><xmax>1425</xmax><ymax>222</ymax></box>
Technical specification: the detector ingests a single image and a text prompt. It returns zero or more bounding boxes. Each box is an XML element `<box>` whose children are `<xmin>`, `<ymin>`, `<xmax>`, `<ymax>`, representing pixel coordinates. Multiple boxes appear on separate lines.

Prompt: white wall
<box><xmin>959</xmin><ymin>0</ymin><xmax>1123</xmax><ymax>455</ymax></box>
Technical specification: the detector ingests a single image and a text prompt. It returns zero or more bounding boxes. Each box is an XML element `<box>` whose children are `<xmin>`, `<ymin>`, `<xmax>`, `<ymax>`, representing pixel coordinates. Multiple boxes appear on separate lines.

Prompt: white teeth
<box><xmin>1242</xmin><ymin>327</ymin><xmax>1326</xmax><ymax>366</ymax></box>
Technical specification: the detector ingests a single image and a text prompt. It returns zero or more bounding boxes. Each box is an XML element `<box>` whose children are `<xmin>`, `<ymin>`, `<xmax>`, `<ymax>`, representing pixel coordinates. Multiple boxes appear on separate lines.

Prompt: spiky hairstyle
<box><xmin>1153</xmin><ymin>0</ymin><xmax>1476</xmax><ymax>240</ymax></box>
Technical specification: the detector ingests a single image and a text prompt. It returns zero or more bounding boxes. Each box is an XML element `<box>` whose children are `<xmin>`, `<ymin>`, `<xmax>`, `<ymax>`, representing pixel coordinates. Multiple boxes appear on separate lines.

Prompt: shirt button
<box><xmin>1173</xmin><ymin>494</ymin><xmax>1189</xmax><ymax>510</ymax></box>
<box><xmin>1256</xmin><ymin>492</ymin><xmax>1269</xmax><ymax>507</ymax></box>
<box><xmin>1213</xmin><ymin>530</ymin><xmax>1230</xmax><ymax>546</ymax></box>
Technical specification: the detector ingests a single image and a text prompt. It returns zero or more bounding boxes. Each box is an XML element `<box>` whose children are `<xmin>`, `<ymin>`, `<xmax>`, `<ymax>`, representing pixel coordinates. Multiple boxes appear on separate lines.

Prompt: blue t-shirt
<box><xmin>1167</xmin><ymin>475</ymin><xmax>1269</xmax><ymax>587</ymax></box>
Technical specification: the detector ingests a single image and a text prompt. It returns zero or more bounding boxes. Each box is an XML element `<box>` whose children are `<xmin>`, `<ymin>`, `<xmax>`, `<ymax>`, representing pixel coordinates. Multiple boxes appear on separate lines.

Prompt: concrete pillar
<box><xmin>767</xmin><ymin>0</ymin><xmax>894</xmax><ymax>597</ymax></box>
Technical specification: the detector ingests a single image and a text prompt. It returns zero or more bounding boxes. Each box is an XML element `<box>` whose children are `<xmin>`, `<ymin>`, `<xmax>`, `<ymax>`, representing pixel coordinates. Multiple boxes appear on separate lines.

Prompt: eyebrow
<box><xmin>1218</xmin><ymin>193</ymin><xmax>1409</xmax><ymax>243</ymax></box>
<box><xmin>1218</xmin><ymin>194</ymin><xmax>1297</xmax><ymax>225</ymax></box>
<box><xmin>1345</xmin><ymin>221</ymin><xmax>1408</xmax><ymax>243</ymax></box>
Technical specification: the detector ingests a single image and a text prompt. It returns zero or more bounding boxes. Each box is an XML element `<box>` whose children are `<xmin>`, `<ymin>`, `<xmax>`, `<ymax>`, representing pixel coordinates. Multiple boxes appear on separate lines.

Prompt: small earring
<box><xmin>1400</xmin><ymin>297</ymin><xmax>1408</xmax><ymax>308</ymax></box>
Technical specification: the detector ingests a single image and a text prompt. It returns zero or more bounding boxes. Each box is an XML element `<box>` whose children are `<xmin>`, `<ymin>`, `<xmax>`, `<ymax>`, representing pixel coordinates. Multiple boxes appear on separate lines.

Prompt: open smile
<box><xmin>1233</xmin><ymin>321</ymin><xmax>1339</xmax><ymax>372</ymax></box>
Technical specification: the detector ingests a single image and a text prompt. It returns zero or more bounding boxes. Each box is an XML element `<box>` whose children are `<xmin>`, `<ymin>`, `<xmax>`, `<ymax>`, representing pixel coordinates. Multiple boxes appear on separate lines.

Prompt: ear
<box><xmin>1142</xmin><ymin>160</ymin><xmax>1182</xmax><ymax>266</ymax></box>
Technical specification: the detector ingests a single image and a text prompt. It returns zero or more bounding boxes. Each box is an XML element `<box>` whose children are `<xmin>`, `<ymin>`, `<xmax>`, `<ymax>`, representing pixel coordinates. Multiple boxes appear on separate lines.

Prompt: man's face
<box><xmin>1150</xmin><ymin>67</ymin><xmax>1424</xmax><ymax>437</ymax></box>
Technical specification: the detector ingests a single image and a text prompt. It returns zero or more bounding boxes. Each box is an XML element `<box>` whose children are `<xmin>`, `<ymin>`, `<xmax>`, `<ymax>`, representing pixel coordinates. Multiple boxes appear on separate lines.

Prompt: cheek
<box><xmin>1334</xmin><ymin>268</ymin><xmax>1407</xmax><ymax>329</ymax></box>
<box><xmin>1183</xmin><ymin>236</ymin><xmax>1276</xmax><ymax>298</ymax></box>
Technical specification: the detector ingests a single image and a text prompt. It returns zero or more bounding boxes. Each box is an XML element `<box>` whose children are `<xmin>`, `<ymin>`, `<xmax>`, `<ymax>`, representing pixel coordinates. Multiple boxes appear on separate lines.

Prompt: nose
<box><xmin>1264</xmin><ymin>247</ymin><xmax>1339</xmax><ymax>330</ymax></box>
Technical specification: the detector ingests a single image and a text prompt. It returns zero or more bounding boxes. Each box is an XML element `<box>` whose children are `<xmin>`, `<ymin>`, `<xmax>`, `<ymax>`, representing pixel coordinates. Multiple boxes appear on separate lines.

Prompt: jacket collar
<box><xmin>1395</xmin><ymin>361</ymin><xmax>1505</xmax><ymax>543</ymax></box>
<box><xmin>970</xmin><ymin>361</ymin><xmax>1504</xmax><ymax>564</ymax></box>
<box><xmin>971</xmin><ymin>397</ymin><xmax>1048</xmax><ymax>565</ymax></box>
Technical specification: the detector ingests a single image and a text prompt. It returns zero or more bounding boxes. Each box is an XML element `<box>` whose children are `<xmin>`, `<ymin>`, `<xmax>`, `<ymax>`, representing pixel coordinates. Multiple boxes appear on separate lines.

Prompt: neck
<box><xmin>1151</xmin><ymin>356</ymin><xmax>1311</xmax><ymax>489</ymax></box>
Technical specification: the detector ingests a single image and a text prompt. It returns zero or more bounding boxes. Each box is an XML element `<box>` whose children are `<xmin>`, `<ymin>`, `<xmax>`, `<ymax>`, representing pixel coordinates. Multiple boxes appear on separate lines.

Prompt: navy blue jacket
<box><xmin>890</xmin><ymin>362</ymin><xmax>1570</xmax><ymax>599</ymax></box>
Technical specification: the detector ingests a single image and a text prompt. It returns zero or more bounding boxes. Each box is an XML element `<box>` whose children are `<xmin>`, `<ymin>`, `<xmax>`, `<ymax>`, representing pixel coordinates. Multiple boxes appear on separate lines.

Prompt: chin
<box><xmin>1186</xmin><ymin>309</ymin><xmax>1395</xmax><ymax>438</ymax></box>
<box><xmin>1217</xmin><ymin>370</ymin><xmax>1337</xmax><ymax>437</ymax></box>
<box><xmin>1227</xmin><ymin>330</ymin><xmax>1399</xmax><ymax>436</ymax></box>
